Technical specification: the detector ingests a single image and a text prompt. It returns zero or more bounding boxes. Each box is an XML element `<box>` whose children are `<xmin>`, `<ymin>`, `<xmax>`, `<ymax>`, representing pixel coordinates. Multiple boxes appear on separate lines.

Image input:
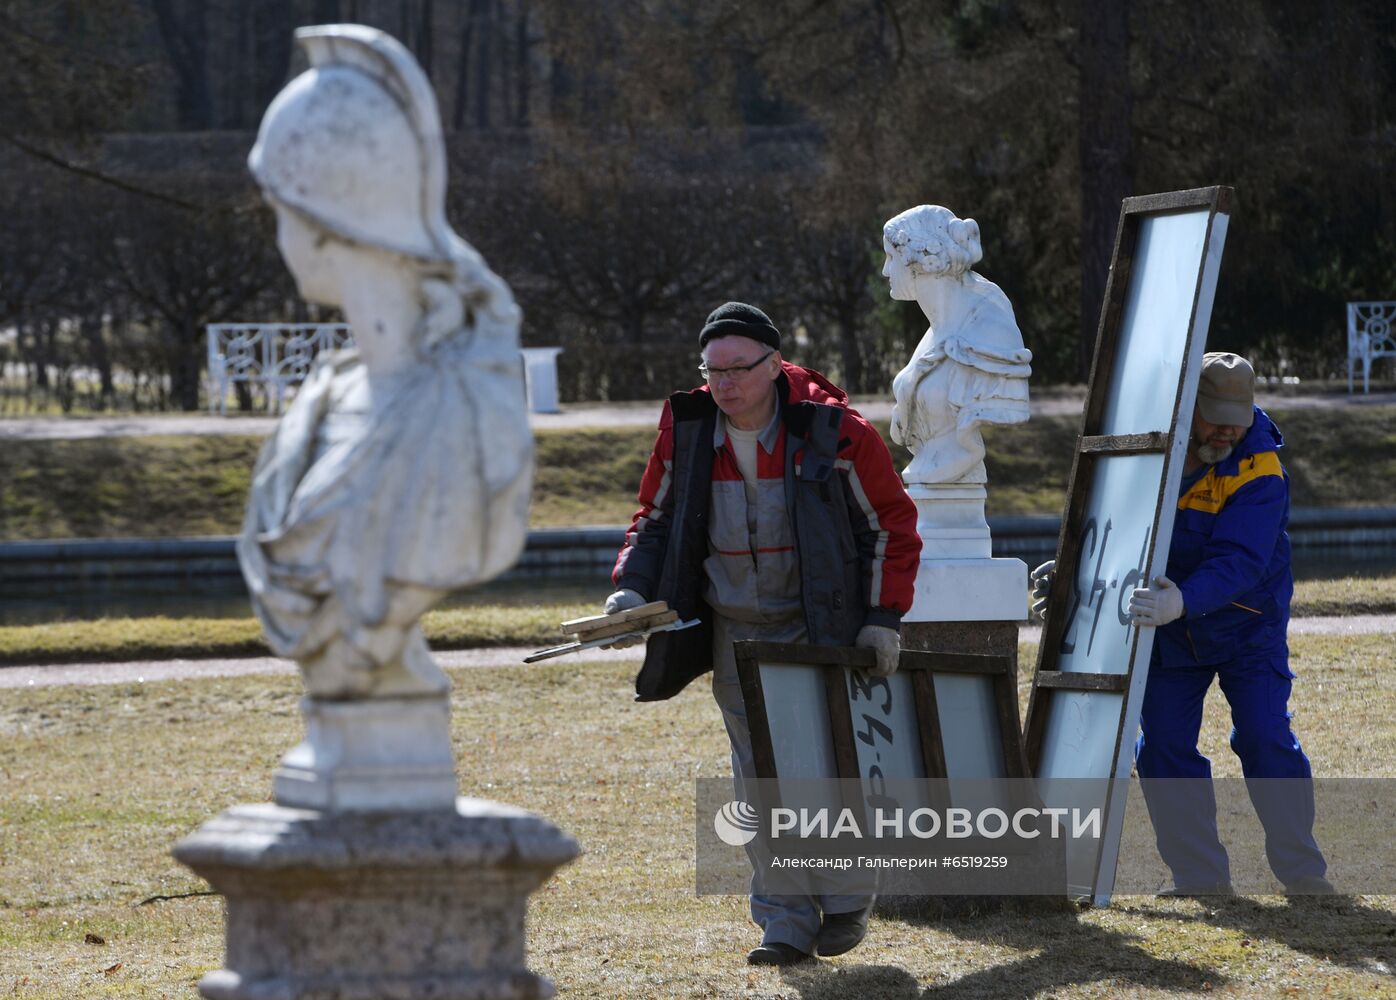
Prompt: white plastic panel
<box><xmin>1037</xmin><ymin>692</ymin><xmax>1125</xmax><ymax>781</ymax></box>
<box><xmin>935</xmin><ymin>674</ymin><xmax>1006</xmax><ymax>780</ymax></box>
<box><xmin>844</xmin><ymin>669</ymin><xmax>928</xmax><ymax>825</ymax></box>
<box><xmin>1054</xmin><ymin>453</ymin><xmax>1164</xmax><ymax>676</ymax></box>
<box><xmin>846</xmin><ymin>669</ymin><xmax>926</xmax><ymax>785</ymax></box>
<box><xmin>936</xmin><ymin>673</ymin><xmax>1009</xmax><ymax>815</ymax></box>
<box><xmin>759</xmin><ymin>663</ymin><xmax>837</xmax><ymax>780</ymax></box>
<box><xmin>1101</xmin><ymin>209</ymin><xmax>1212</xmax><ymax>436</ymax></box>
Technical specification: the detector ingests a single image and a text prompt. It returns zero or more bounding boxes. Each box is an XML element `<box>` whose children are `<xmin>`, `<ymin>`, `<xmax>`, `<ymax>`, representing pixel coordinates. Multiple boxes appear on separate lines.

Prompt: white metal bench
<box><xmin>1347</xmin><ymin>301</ymin><xmax>1396</xmax><ymax>394</ymax></box>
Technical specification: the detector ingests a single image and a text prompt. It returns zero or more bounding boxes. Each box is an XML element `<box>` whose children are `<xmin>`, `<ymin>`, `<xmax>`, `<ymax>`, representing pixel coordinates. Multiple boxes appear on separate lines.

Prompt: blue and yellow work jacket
<box><xmin>1155</xmin><ymin>406</ymin><xmax>1294</xmax><ymax>670</ymax></box>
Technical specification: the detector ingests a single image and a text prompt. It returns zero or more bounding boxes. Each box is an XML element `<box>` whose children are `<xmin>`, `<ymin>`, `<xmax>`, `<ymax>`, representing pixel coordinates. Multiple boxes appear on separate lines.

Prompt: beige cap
<box><xmin>1197</xmin><ymin>352</ymin><xmax>1255</xmax><ymax>427</ymax></box>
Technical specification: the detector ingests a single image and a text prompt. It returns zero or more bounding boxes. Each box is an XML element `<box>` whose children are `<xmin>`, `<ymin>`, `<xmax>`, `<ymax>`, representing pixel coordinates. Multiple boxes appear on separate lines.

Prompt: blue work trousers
<box><xmin>1134</xmin><ymin>648</ymin><xmax>1327</xmax><ymax>889</ymax></box>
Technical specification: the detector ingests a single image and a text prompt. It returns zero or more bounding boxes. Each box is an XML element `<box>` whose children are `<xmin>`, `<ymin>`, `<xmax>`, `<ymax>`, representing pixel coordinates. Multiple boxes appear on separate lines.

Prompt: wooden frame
<box><xmin>733</xmin><ymin>641</ymin><xmax>1027</xmax><ymax>790</ymax></box>
<box><xmin>1023</xmin><ymin>186</ymin><xmax>1234</xmax><ymax>904</ymax></box>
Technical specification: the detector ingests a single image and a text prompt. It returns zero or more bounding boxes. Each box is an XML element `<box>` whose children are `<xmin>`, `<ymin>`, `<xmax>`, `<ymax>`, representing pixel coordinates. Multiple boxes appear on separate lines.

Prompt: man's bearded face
<box><xmin>1190</xmin><ymin>413</ymin><xmax>1246</xmax><ymax>465</ymax></box>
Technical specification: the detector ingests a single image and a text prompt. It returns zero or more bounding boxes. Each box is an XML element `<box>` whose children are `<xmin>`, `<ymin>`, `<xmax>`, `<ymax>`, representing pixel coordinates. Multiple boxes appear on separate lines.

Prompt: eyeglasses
<box><xmin>698</xmin><ymin>351</ymin><xmax>774</xmax><ymax>382</ymax></box>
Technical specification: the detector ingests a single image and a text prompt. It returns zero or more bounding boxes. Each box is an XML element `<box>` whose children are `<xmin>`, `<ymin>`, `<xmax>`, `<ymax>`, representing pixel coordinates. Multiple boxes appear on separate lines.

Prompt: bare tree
<box><xmin>107</xmin><ymin>186</ymin><xmax>290</xmax><ymax>410</ymax></box>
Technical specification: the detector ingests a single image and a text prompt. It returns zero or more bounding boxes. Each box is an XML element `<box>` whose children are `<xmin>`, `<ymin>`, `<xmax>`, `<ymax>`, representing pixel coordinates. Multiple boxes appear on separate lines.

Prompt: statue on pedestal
<box><xmin>882</xmin><ymin>204</ymin><xmax>1032</xmax><ymax>625</ymax></box>
<box><xmin>884</xmin><ymin>205</ymin><xmax>1032</xmax><ymax>486</ymax></box>
<box><xmin>176</xmin><ymin>27</ymin><xmax>575</xmax><ymax>1000</ymax></box>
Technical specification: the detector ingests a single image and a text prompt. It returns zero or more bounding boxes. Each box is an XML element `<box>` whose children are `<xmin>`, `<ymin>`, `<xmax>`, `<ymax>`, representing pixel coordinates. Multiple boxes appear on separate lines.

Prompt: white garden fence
<box><xmin>206</xmin><ymin>323</ymin><xmax>353</xmax><ymax>415</ymax></box>
<box><xmin>207</xmin><ymin>323</ymin><xmax>563</xmax><ymax>414</ymax></box>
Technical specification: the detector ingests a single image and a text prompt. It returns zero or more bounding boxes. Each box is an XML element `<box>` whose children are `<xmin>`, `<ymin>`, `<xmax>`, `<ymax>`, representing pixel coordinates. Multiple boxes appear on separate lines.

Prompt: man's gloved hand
<box><xmin>855</xmin><ymin>625</ymin><xmax>900</xmax><ymax>678</ymax></box>
<box><xmin>1128</xmin><ymin>576</ymin><xmax>1186</xmax><ymax>627</ymax></box>
<box><xmin>604</xmin><ymin>588</ymin><xmax>646</xmax><ymax>615</ymax></box>
<box><xmin>601</xmin><ymin>588</ymin><xmax>648</xmax><ymax>650</ymax></box>
<box><xmin>1030</xmin><ymin>560</ymin><xmax>1055</xmax><ymax>620</ymax></box>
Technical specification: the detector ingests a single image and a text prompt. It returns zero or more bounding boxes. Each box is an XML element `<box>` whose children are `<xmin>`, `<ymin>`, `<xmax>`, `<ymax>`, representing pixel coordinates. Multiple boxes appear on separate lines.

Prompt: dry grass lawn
<box><xmin>1</xmin><ymin>633</ymin><xmax>1393</xmax><ymax>998</ymax></box>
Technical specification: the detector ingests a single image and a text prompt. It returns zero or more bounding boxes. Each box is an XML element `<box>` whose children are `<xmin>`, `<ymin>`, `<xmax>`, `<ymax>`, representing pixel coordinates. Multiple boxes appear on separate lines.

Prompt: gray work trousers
<box><xmin>710</xmin><ymin>613</ymin><xmax>874</xmax><ymax>951</ymax></box>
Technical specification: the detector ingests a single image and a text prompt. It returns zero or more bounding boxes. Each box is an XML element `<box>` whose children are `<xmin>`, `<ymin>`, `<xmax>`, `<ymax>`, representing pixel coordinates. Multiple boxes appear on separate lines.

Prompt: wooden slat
<box><xmin>1122</xmin><ymin>186</ymin><xmax>1228</xmax><ymax>215</ymax></box>
<box><xmin>911</xmin><ymin>671</ymin><xmax>949</xmax><ymax>781</ymax></box>
<box><xmin>736</xmin><ymin>641</ymin><xmax>877</xmax><ymax>671</ymax></box>
<box><xmin>897</xmin><ymin>650</ymin><xmax>1014</xmax><ymax>676</ymax></box>
<box><xmin>1078</xmin><ymin>432</ymin><xmax>1169</xmax><ymax>455</ymax></box>
<box><xmin>733</xmin><ymin>644</ymin><xmax>781</xmax><ymax>782</ymax></box>
<box><xmin>823</xmin><ymin>666</ymin><xmax>862</xmax><ymax>782</ymax></box>
<box><xmin>1034</xmin><ymin>671</ymin><xmax>1130</xmax><ymax>693</ymax></box>
<box><xmin>565</xmin><ymin>611</ymin><xmax>677</xmax><ymax>641</ymax></box>
<box><xmin>991</xmin><ymin>673</ymin><xmax>1030</xmax><ymax>779</ymax></box>
<box><xmin>560</xmin><ymin>601</ymin><xmax>668</xmax><ymax>632</ymax></box>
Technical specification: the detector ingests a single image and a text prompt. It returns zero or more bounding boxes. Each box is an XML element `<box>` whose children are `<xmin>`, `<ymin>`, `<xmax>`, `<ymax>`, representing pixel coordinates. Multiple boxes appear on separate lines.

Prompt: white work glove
<box><xmin>855</xmin><ymin>625</ymin><xmax>900</xmax><ymax>678</ymax></box>
<box><xmin>601</xmin><ymin>588</ymin><xmax>648</xmax><ymax>650</ymax></box>
<box><xmin>1030</xmin><ymin>560</ymin><xmax>1055</xmax><ymax>620</ymax></box>
<box><xmin>604</xmin><ymin>588</ymin><xmax>646</xmax><ymax>615</ymax></box>
<box><xmin>1128</xmin><ymin>576</ymin><xmax>1186</xmax><ymax>627</ymax></box>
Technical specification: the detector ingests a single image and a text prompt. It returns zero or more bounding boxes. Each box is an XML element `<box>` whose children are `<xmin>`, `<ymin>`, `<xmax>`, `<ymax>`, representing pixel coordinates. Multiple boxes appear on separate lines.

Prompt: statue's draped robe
<box><xmin>891</xmin><ymin>272</ymin><xmax>1032</xmax><ymax>484</ymax></box>
<box><xmin>238</xmin><ymin>325</ymin><xmax>531</xmax><ymax>665</ymax></box>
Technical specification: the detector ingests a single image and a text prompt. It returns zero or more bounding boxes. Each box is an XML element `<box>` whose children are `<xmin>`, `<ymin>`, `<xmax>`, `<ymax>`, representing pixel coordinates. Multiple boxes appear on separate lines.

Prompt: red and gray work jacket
<box><xmin>613</xmin><ymin>362</ymin><xmax>921</xmax><ymax>701</ymax></box>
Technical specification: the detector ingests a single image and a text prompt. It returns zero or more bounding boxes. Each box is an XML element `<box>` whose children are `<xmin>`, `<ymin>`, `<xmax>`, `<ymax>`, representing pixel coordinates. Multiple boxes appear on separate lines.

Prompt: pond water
<box><xmin>2</xmin><ymin>547</ymin><xmax>1392</xmax><ymax>628</ymax></box>
<box><xmin>0</xmin><ymin>570</ymin><xmax>610</xmax><ymax>627</ymax></box>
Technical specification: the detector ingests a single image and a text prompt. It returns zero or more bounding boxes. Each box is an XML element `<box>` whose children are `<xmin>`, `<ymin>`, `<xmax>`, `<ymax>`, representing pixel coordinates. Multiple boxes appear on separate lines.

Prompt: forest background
<box><xmin>2</xmin><ymin>0</ymin><xmax>1393</xmax><ymax>412</ymax></box>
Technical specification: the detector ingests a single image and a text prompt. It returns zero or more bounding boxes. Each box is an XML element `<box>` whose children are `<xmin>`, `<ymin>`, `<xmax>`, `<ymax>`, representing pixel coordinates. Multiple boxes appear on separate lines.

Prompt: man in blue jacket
<box><xmin>1126</xmin><ymin>352</ymin><xmax>1331</xmax><ymax>896</ymax></box>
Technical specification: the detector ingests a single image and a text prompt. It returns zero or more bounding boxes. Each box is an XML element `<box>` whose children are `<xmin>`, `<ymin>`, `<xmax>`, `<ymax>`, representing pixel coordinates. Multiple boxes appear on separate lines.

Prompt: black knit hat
<box><xmin>699</xmin><ymin>301</ymin><xmax>781</xmax><ymax>351</ymax></box>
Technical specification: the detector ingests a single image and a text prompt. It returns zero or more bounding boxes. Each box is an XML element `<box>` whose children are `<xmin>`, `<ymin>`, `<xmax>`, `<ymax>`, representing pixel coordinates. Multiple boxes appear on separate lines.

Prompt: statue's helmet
<box><xmin>249</xmin><ymin>24</ymin><xmax>454</xmax><ymax>263</ymax></box>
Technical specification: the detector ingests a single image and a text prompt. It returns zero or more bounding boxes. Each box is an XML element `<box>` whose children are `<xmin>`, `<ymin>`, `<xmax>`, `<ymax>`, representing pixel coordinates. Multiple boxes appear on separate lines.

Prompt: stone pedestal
<box><xmin>905</xmin><ymin>482</ymin><xmax>1027</xmax><ymax>630</ymax></box>
<box><xmin>173</xmin><ymin>798</ymin><xmax>579</xmax><ymax>1000</ymax></box>
<box><xmin>273</xmin><ymin>696</ymin><xmax>458</xmax><ymax>811</ymax></box>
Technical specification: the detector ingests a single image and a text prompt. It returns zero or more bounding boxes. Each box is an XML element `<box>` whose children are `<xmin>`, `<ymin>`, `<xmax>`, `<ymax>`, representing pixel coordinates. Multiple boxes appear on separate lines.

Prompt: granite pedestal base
<box><xmin>173</xmin><ymin>798</ymin><xmax>579</xmax><ymax>1000</ymax></box>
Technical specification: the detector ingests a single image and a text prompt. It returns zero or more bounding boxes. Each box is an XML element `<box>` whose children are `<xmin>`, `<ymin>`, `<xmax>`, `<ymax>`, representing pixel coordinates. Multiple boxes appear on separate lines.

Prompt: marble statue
<box><xmin>238</xmin><ymin>24</ymin><xmax>532</xmax><ymax>704</ymax></box>
<box><xmin>176</xmin><ymin>29</ymin><xmax>574</xmax><ymax>1000</ymax></box>
<box><xmin>884</xmin><ymin>205</ymin><xmax>1032</xmax><ymax>486</ymax></box>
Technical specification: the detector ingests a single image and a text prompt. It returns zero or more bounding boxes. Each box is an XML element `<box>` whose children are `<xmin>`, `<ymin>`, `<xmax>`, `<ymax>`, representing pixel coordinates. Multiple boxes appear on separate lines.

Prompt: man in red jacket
<box><xmin>606</xmin><ymin>302</ymin><xmax>921</xmax><ymax>965</ymax></box>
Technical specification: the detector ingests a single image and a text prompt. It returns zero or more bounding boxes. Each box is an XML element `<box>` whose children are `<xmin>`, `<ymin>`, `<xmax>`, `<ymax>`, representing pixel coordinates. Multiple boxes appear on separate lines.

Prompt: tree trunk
<box><xmin>474</xmin><ymin>0</ymin><xmax>495</xmax><ymax>129</ymax></box>
<box><xmin>80</xmin><ymin>317</ymin><xmax>116</xmax><ymax>403</ymax></box>
<box><xmin>179</xmin><ymin>342</ymin><xmax>202</xmax><ymax>411</ymax></box>
<box><xmin>150</xmin><ymin>0</ymin><xmax>214</xmax><ymax>130</ymax></box>
<box><xmin>254</xmin><ymin>0</ymin><xmax>294</xmax><ymax>119</ymax></box>
<box><xmin>454</xmin><ymin>6</ymin><xmax>476</xmax><ymax>129</ymax></box>
<box><xmin>1077</xmin><ymin>0</ymin><xmax>1133</xmax><ymax>382</ymax></box>
<box><xmin>515</xmin><ymin>0</ymin><xmax>531</xmax><ymax>127</ymax></box>
<box><xmin>418</xmin><ymin>0</ymin><xmax>435</xmax><ymax>77</ymax></box>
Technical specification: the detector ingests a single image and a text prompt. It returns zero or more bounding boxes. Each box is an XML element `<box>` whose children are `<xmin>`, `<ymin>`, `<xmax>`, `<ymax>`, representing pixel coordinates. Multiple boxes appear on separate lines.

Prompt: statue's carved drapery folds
<box><xmin>884</xmin><ymin>205</ymin><xmax>1032</xmax><ymax>486</ymax></box>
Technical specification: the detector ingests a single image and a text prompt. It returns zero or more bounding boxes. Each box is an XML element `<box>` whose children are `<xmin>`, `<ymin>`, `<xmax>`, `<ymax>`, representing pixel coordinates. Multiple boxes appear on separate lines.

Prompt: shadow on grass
<box><xmin>780</xmin><ymin>964</ymin><xmax>921</xmax><ymax>999</ymax></box>
<box><xmin>775</xmin><ymin>903</ymin><xmax>1223</xmax><ymax>999</ymax></box>
<box><xmin>1133</xmin><ymin>893</ymin><xmax>1396</xmax><ymax>978</ymax></box>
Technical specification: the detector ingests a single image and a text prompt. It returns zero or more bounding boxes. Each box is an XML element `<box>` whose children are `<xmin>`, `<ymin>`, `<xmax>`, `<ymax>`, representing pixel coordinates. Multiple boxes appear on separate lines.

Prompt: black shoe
<box><xmin>1284</xmin><ymin>875</ymin><xmax>1336</xmax><ymax>896</ymax></box>
<box><xmin>1157</xmin><ymin>882</ymin><xmax>1235</xmax><ymax>898</ymax></box>
<box><xmin>746</xmin><ymin>942</ymin><xmax>813</xmax><ymax>967</ymax></box>
<box><xmin>814</xmin><ymin>907</ymin><xmax>870</xmax><ymax>957</ymax></box>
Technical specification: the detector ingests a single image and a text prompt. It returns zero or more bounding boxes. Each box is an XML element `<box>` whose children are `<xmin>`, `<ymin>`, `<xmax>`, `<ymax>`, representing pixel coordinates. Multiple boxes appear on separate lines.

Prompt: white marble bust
<box><xmin>237</xmin><ymin>25</ymin><xmax>532</xmax><ymax>701</ymax></box>
<box><xmin>884</xmin><ymin>205</ymin><xmax>1032</xmax><ymax>486</ymax></box>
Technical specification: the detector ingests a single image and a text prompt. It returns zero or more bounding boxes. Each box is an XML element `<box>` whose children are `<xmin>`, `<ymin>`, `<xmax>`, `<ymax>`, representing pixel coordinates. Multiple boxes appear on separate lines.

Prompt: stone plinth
<box><xmin>173</xmin><ymin>798</ymin><xmax>579</xmax><ymax>1000</ymax></box>
<box><xmin>273</xmin><ymin>696</ymin><xmax>458</xmax><ymax>812</ymax></box>
<box><xmin>905</xmin><ymin>482</ymin><xmax>1028</xmax><ymax>629</ymax></box>
<box><xmin>908</xmin><ymin>559</ymin><xmax>1027</xmax><ymax>624</ymax></box>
